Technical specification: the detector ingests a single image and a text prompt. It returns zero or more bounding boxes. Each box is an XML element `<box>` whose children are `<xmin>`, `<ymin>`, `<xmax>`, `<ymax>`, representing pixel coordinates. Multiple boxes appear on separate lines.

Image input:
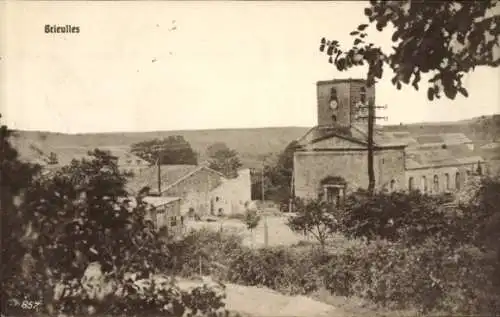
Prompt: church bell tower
<box><xmin>316</xmin><ymin>78</ymin><xmax>375</xmax><ymax>128</ymax></box>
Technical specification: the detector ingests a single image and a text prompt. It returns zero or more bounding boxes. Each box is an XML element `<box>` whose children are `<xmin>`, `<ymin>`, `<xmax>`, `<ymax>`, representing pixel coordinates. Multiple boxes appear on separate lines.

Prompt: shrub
<box><xmin>341</xmin><ymin>189</ymin><xmax>466</xmax><ymax>246</ymax></box>
<box><xmin>166</xmin><ymin>228</ymin><xmax>244</xmax><ymax>278</ymax></box>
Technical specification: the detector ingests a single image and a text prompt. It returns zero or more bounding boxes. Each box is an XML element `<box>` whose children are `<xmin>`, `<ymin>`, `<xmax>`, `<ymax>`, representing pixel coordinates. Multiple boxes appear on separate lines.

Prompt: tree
<box><xmin>287</xmin><ymin>198</ymin><xmax>340</xmax><ymax>249</ymax></box>
<box><xmin>0</xmin><ymin>114</ymin><xmax>41</xmax><ymax>309</ymax></box>
<box><xmin>244</xmin><ymin>209</ymin><xmax>261</xmax><ymax>247</ymax></box>
<box><xmin>131</xmin><ymin>136</ymin><xmax>197</xmax><ymax>165</ymax></box>
<box><xmin>264</xmin><ymin>141</ymin><xmax>298</xmax><ymax>206</ymax></box>
<box><xmin>16</xmin><ymin>149</ymin><xmax>173</xmax><ymax>315</ymax></box>
<box><xmin>341</xmin><ymin>189</ymin><xmax>461</xmax><ymax>246</ymax></box>
<box><xmin>319</xmin><ymin>1</ymin><xmax>500</xmax><ymax>101</ymax></box>
<box><xmin>206</xmin><ymin>142</ymin><xmax>242</xmax><ymax>178</ymax></box>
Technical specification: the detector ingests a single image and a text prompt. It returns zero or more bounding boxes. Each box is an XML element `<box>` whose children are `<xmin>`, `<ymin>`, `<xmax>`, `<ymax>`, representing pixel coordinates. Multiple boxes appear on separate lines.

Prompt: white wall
<box><xmin>209</xmin><ymin>168</ymin><xmax>252</xmax><ymax>215</ymax></box>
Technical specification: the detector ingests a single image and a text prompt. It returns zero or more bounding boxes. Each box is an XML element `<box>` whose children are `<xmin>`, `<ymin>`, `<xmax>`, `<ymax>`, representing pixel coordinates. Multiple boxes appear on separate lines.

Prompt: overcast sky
<box><xmin>2</xmin><ymin>1</ymin><xmax>499</xmax><ymax>133</ymax></box>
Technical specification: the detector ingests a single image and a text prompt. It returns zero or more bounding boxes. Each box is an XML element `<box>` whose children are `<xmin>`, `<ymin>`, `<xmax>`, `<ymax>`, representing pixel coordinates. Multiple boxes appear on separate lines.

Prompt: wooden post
<box><xmin>199</xmin><ymin>256</ymin><xmax>202</xmax><ymax>276</ymax></box>
<box><xmin>157</xmin><ymin>157</ymin><xmax>161</xmax><ymax>195</ymax></box>
<box><xmin>264</xmin><ymin>214</ymin><xmax>269</xmax><ymax>247</ymax></box>
<box><xmin>367</xmin><ymin>100</ymin><xmax>375</xmax><ymax>194</ymax></box>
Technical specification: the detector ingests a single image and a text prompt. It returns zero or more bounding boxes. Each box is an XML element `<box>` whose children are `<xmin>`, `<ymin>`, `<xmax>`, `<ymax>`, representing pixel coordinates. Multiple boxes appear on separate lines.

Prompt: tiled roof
<box><xmin>481</xmin><ymin>142</ymin><xmax>500</xmax><ymax>150</ymax></box>
<box><xmin>142</xmin><ymin>196</ymin><xmax>181</xmax><ymax>207</ymax></box>
<box><xmin>405</xmin><ymin>145</ymin><xmax>483</xmax><ymax>170</ymax></box>
<box><xmin>415</xmin><ymin>135</ymin><xmax>444</xmax><ymax>144</ymax></box>
<box><xmin>296</xmin><ymin>124</ymin><xmax>407</xmax><ymax>148</ymax></box>
<box><xmin>126</xmin><ymin>164</ymin><xmax>198</xmax><ymax>194</ymax></box>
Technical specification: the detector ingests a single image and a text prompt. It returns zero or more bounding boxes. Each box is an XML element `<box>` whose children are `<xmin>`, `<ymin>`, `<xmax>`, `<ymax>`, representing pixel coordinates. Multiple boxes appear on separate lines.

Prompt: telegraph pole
<box><xmin>157</xmin><ymin>156</ymin><xmax>161</xmax><ymax>195</ymax></box>
<box><xmin>355</xmin><ymin>101</ymin><xmax>387</xmax><ymax>195</ymax></box>
<box><xmin>262</xmin><ymin>161</ymin><xmax>269</xmax><ymax>247</ymax></box>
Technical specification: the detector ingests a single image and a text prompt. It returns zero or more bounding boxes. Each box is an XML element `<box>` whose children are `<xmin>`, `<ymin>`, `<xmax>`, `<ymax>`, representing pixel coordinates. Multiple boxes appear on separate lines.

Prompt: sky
<box><xmin>2</xmin><ymin>1</ymin><xmax>499</xmax><ymax>134</ymax></box>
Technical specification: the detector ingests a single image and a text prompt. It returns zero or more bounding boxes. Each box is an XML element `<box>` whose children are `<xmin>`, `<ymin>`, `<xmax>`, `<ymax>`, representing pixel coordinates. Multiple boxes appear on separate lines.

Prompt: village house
<box><xmin>142</xmin><ymin>196</ymin><xmax>183</xmax><ymax>237</ymax></box>
<box><xmin>127</xmin><ymin>164</ymin><xmax>251</xmax><ymax>217</ymax></box>
<box><xmin>292</xmin><ymin>78</ymin><xmax>486</xmax><ymax>204</ymax></box>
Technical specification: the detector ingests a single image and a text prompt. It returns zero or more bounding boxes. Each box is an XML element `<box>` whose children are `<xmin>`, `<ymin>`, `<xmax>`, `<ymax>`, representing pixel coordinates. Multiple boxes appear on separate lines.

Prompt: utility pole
<box><xmin>355</xmin><ymin>100</ymin><xmax>387</xmax><ymax>195</ymax></box>
<box><xmin>157</xmin><ymin>156</ymin><xmax>161</xmax><ymax>195</ymax></box>
<box><xmin>262</xmin><ymin>161</ymin><xmax>268</xmax><ymax>247</ymax></box>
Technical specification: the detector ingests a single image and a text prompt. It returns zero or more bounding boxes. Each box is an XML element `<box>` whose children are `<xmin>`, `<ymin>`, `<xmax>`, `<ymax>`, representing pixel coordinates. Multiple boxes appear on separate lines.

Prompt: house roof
<box><xmin>126</xmin><ymin>164</ymin><xmax>198</xmax><ymax>194</ymax></box>
<box><xmin>413</xmin><ymin>133</ymin><xmax>473</xmax><ymax>146</ymax></box>
<box><xmin>142</xmin><ymin>196</ymin><xmax>181</xmax><ymax>207</ymax></box>
<box><xmin>405</xmin><ymin>145</ymin><xmax>484</xmax><ymax>170</ymax></box>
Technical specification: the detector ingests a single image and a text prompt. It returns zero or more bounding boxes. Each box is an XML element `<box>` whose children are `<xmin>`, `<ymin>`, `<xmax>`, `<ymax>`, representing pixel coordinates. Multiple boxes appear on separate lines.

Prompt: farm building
<box><xmin>127</xmin><ymin>164</ymin><xmax>251</xmax><ymax>217</ymax></box>
<box><xmin>293</xmin><ymin>78</ymin><xmax>486</xmax><ymax>204</ymax></box>
<box><xmin>142</xmin><ymin>196</ymin><xmax>183</xmax><ymax>237</ymax></box>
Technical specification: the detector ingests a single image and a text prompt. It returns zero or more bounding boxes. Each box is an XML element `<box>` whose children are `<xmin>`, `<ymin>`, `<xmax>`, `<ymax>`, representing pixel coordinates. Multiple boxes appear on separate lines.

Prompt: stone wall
<box><xmin>406</xmin><ymin>163</ymin><xmax>477</xmax><ymax>194</ymax></box>
<box><xmin>293</xmin><ymin>148</ymin><xmax>405</xmax><ymax>198</ymax></box>
<box><xmin>163</xmin><ymin>168</ymin><xmax>223</xmax><ymax>216</ymax></box>
<box><xmin>210</xmin><ymin>168</ymin><xmax>252</xmax><ymax>216</ymax></box>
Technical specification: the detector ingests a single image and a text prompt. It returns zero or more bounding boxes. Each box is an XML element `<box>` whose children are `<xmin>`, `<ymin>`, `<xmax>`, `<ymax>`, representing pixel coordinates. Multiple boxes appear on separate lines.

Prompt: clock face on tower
<box><xmin>329</xmin><ymin>99</ymin><xmax>338</xmax><ymax>110</ymax></box>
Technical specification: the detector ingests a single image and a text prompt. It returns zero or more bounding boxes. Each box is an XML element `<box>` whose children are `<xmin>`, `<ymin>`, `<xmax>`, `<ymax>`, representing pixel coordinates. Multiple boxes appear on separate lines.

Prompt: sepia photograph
<box><xmin>1</xmin><ymin>1</ymin><xmax>500</xmax><ymax>316</ymax></box>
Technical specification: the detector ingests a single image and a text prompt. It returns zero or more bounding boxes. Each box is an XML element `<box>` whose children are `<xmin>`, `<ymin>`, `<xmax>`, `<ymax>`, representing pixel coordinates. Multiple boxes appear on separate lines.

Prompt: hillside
<box><xmin>383</xmin><ymin>114</ymin><xmax>500</xmax><ymax>144</ymax></box>
<box><xmin>14</xmin><ymin>127</ymin><xmax>309</xmax><ymax>170</ymax></box>
<box><xmin>12</xmin><ymin>114</ymin><xmax>500</xmax><ymax>169</ymax></box>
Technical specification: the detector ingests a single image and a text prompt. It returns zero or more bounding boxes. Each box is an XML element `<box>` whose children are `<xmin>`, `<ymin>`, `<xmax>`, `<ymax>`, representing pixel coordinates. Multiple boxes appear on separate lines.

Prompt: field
<box><xmin>12</xmin><ymin>114</ymin><xmax>500</xmax><ymax>170</ymax></box>
<box><xmin>185</xmin><ymin>211</ymin><xmax>364</xmax><ymax>252</ymax></box>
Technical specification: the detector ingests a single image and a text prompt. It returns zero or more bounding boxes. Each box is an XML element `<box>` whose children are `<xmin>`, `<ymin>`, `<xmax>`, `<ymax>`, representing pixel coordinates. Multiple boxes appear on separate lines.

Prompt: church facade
<box><xmin>293</xmin><ymin>78</ymin><xmax>484</xmax><ymax>204</ymax></box>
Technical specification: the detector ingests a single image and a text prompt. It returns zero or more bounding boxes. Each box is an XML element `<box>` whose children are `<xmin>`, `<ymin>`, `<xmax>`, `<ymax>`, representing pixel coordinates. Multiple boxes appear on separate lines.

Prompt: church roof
<box><xmin>295</xmin><ymin>124</ymin><xmax>484</xmax><ymax>170</ymax></box>
<box><xmin>296</xmin><ymin>124</ymin><xmax>408</xmax><ymax>149</ymax></box>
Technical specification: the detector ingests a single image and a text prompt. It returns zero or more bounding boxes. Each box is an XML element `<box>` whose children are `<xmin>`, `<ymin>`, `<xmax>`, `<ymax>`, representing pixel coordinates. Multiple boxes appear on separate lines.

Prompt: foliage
<box><xmin>19</xmin><ymin>149</ymin><xmax>170</xmax><ymax>286</ymax></box>
<box><xmin>0</xmin><ymin>115</ymin><xmax>41</xmax><ymax>311</ymax></box>
<box><xmin>227</xmin><ymin>246</ymin><xmax>324</xmax><ymax>295</ymax></box>
<box><xmin>263</xmin><ymin>140</ymin><xmax>298</xmax><ymax>205</ymax></box>
<box><xmin>460</xmin><ymin>175</ymin><xmax>500</xmax><ymax>251</ymax></box>
<box><xmin>341</xmin><ymin>189</ymin><xmax>464</xmax><ymax>246</ymax></box>
<box><xmin>165</xmin><ymin>228</ymin><xmax>244</xmax><ymax>278</ymax></box>
<box><xmin>131</xmin><ymin>135</ymin><xmax>198</xmax><ymax>165</ymax></box>
<box><xmin>319</xmin><ymin>239</ymin><xmax>499</xmax><ymax>315</ymax></box>
<box><xmin>320</xmin><ymin>1</ymin><xmax>500</xmax><ymax>100</ymax></box>
<box><xmin>1</xmin><ymin>116</ymin><xmax>234</xmax><ymax>316</ymax></box>
<box><xmin>206</xmin><ymin>142</ymin><xmax>242</xmax><ymax>178</ymax></box>
<box><xmin>244</xmin><ymin>209</ymin><xmax>261</xmax><ymax>232</ymax></box>
<box><xmin>287</xmin><ymin>198</ymin><xmax>340</xmax><ymax>248</ymax></box>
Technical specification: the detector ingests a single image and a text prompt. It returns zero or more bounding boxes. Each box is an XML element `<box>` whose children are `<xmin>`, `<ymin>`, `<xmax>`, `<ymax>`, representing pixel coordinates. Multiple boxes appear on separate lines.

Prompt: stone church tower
<box><xmin>316</xmin><ymin>78</ymin><xmax>375</xmax><ymax>128</ymax></box>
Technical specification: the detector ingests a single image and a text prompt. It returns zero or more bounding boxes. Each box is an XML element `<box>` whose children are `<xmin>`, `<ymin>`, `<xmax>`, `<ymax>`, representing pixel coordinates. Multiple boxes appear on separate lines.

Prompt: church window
<box><xmin>408</xmin><ymin>177</ymin><xmax>415</xmax><ymax>191</ymax></box>
<box><xmin>330</xmin><ymin>87</ymin><xmax>338</xmax><ymax>101</ymax></box>
<box><xmin>455</xmin><ymin>172</ymin><xmax>461</xmax><ymax>190</ymax></box>
<box><xmin>390</xmin><ymin>179</ymin><xmax>396</xmax><ymax>191</ymax></box>
<box><xmin>421</xmin><ymin>176</ymin><xmax>427</xmax><ymax>193</ymax></box>
<box><xmin>433</xmin><ymin>175</ymin><xmax>439</xmax><ymax>193</ymax></box>
<box><xmin>444</xmin><ymin>173</ymin><xmax>450</xmax><ymax>190</ymax></box>
<box><xmin>331</xmin><ymin>115</ymin><xmax>337</xmax><ymax>123</ymax></box>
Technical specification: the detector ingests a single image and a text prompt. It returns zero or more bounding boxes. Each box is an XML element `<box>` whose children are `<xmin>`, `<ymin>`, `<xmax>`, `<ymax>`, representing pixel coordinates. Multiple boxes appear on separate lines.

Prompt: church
<box><xmin>292</xmin><ymin>78</ymin><xmax>484</xmax><ymax>205</ymax></box>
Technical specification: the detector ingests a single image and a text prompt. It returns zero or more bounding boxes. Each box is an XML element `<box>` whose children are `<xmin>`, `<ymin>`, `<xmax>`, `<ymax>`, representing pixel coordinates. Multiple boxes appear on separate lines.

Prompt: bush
<box><xmin>166</xmin><ymin>228</ymin><xmax>244</xmax><ymax>279</ymax></box>
<box><xmin>319</xmin><ymin>238</ymin><xmax>500</xmax><ymax>315</ymax></box>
